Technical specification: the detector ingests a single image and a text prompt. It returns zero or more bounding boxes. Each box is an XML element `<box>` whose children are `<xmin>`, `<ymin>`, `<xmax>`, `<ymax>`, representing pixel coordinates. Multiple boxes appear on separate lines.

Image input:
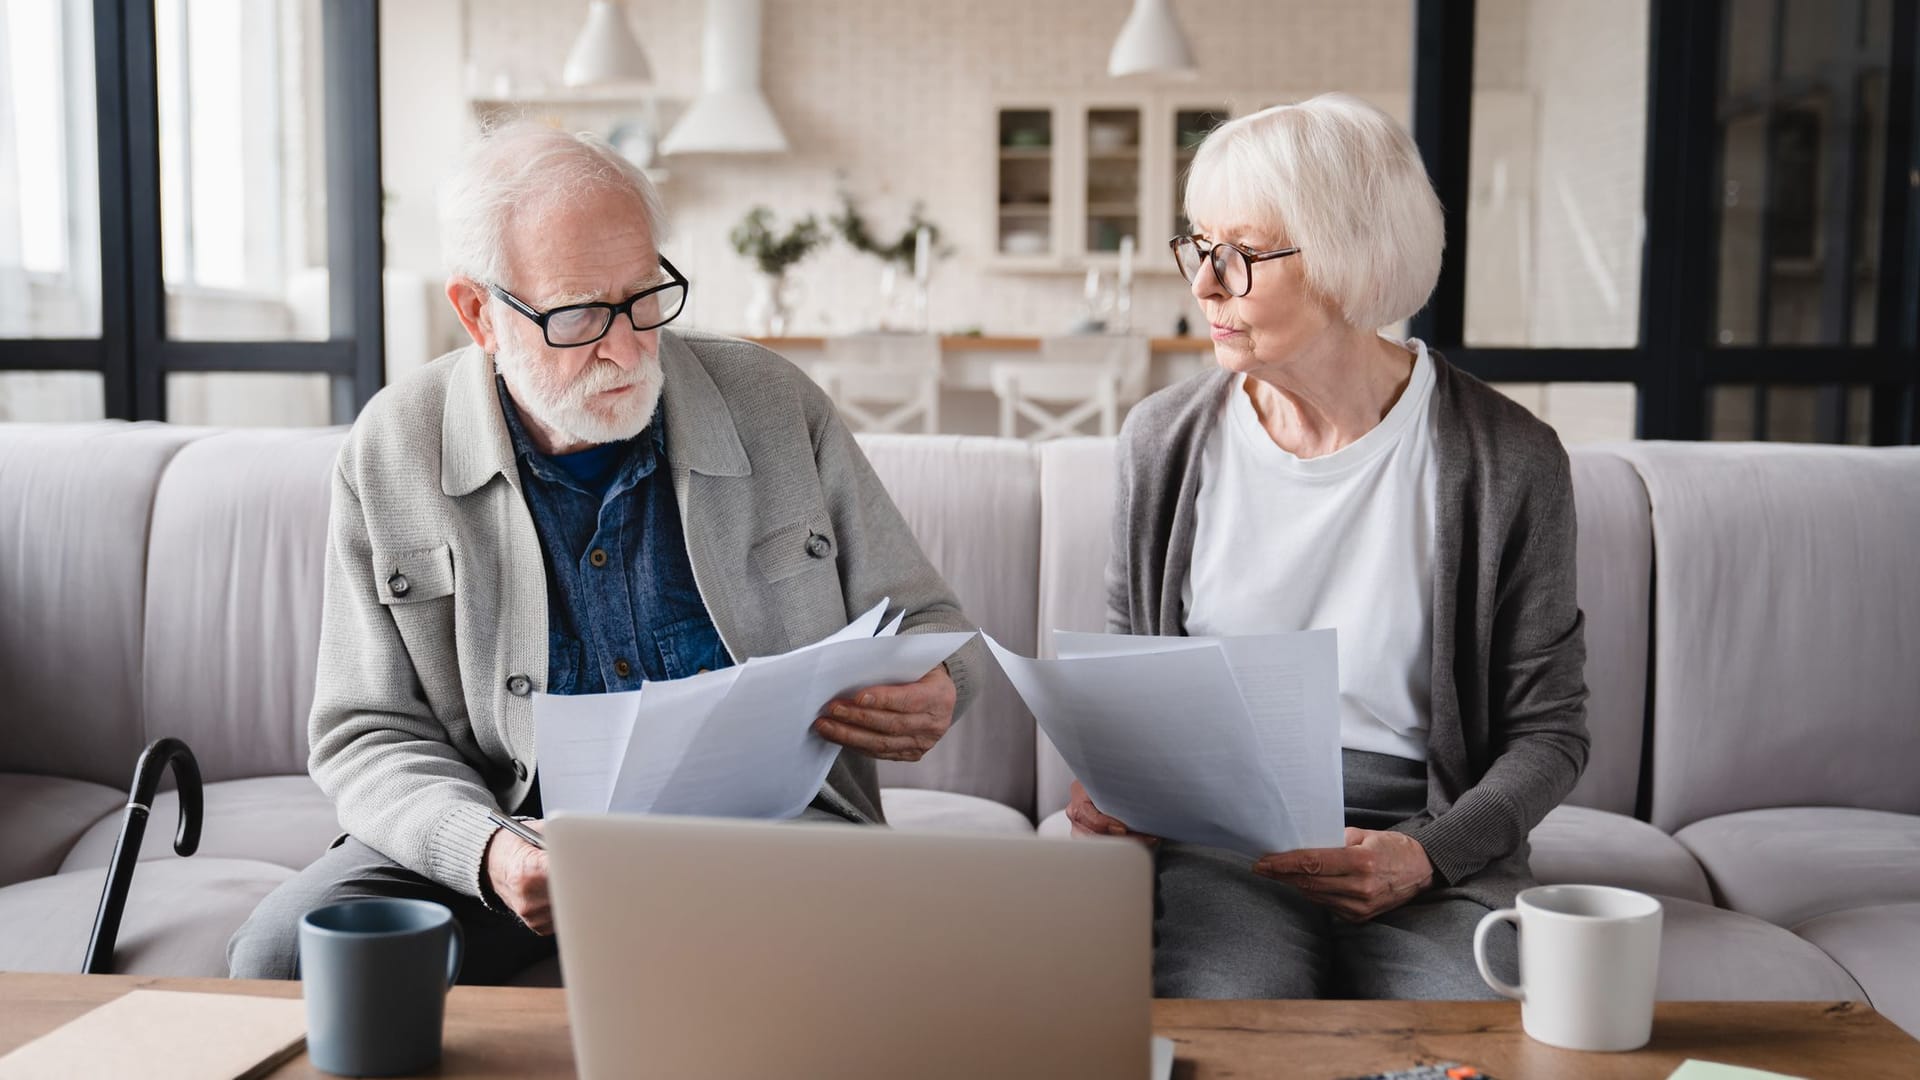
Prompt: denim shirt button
<box><xmin>506</xmin><ymin>673</ymin><xmax>532</xmax><ymax>697</ymax></box>
<box><xmin>805</xmin><ymin>533</ymin><xmax>832</xmax><ymax>559</ymax></box>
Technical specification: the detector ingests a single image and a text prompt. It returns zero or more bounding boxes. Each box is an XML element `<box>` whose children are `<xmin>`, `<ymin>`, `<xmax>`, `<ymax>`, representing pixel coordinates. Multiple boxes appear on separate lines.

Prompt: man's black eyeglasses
<box><xmin>489</xmin><ymin>257</ymin><xmax>690</xmax><ymax>348</ymax></box>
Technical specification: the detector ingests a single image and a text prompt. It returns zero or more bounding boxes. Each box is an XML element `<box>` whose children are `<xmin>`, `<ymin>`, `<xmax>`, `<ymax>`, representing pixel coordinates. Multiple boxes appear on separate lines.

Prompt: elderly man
<box><xmin>227</xmin><ymin>121</ymin><xmax>982</xmax><ymax>982</ymax></box>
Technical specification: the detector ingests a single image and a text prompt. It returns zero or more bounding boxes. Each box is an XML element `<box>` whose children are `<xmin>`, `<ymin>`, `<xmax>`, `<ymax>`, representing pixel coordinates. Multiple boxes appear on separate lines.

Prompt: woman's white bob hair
<box><xmin>1183</xmin><ymin>93</ymin><xmax>1444</xmax><ymax>331</ymax></box>
<box><xmin>439</xmin><ymin>118</ymin><xmax>670</xmax><ymax>285</ymax></box>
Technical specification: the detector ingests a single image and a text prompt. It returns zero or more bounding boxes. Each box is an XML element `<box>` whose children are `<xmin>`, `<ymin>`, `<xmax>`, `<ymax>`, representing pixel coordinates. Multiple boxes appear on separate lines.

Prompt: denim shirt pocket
<box><xmin>652</xmin><ymin>614</ymin><xmax>732</xmax><ymax>680</ymax></box>
<box><xmin>546</xmin><ymin>630</ymin><xmax>586</xmax><ymax>696</ymax></box>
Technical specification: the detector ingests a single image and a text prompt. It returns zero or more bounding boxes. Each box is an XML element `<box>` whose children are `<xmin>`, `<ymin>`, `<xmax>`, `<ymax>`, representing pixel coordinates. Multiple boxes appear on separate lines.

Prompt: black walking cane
<box><xmin>83</xmin><ymin>737</ymin><xmax>203</xmax><ymax>974</ymax></box>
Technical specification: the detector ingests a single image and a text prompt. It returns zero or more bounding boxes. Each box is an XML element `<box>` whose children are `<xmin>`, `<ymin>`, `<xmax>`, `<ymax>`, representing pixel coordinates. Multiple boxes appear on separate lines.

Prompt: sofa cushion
<box><xmin>0</xmin><ymin>422</ymin><xmax>207</xmax><ymax>787</ymax></box>
<box><xmin>856</xmin><ymin>435</ymin><xmax>1041</xmax><ymax>816</ymax></box>
<box><xmin>1653</xmin><ymin>893</ymin><xmax>1863</xmax><ymax>1001</ymax></box>
<box><xmin>59</xmin><ymin>775</ymin><xmax>341</xmax><ymax>874</ymax></box>
<box><xmin>0</xmin><ymin>857</ymin><xmax>292</xmax><ymax>976</ymax></box>
<box><xmin>0</xmin><ymin>773</ymin><xmax>125</xmax><ymax>886</ymax></box>
<box><xmin>140</xmin><ymin>428</ymin><xmax>345</xmax><ymax>782</ymax></box>
<box><xmin>1033</xmin><ymin>439</ymin><xmax>1120</xmax><ymax>819</ymax></box>
<box><xmin>1562</xmin><ymin>448</ymin><xmax>1652</xmax><ymax>817</ymax></box>
<box><xmin>1526</xmin><ymin>804</ymin><xmax>1712</xmax><ymax>904</ymax></box>
<box><xmin>1675</xmin><ymin>807</ymin><xmax>1920</xmax><ymax>926</ymax></box>
<box><xmin>882</xmin><ymin>788</ymin><xmax>1034</xmax><ymax>835</ymax></box>
<box><xmin>1794</xmin><ymin>903</ymin><xmax>1920</xmax><ymax>1039</ymax></box>
<box><xmin>1616</xmin><ymin>443</ymin><xmax>1920</xmax><ymax>832</ymax></box>
<box><xmin>1038</xmin><ymin>808</ymin><xmax>1071</xmax><ymax>838</ymax></box>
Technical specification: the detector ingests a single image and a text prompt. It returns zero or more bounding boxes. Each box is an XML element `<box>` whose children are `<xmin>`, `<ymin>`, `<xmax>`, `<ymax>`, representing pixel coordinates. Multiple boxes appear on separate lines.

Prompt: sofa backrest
<box><xmin>1030</xmin><ymin>439</ymin><xmax>1656</xmax><ymax>821</ymax></box>
<box><xmin>856</xmin><ymin>435</ymin><xmax>1041</xmax><ymax>816</ymax></box>
<box><xmin>1564</xmin><ymin>448</ymin><xmax>1654</xmax><ymax>816</ymax></box>
<box><xmin>139</xmin><ymin>429</ymin><xmax>345</xmax><ymax>782</ymax></box>
<box><xmin>0</xmin><ymin>422</ymin><xmax>206</xmax><ymax>788</ymax></box>
<box><xmin>1620</xmin><ymin>442</ymin><xmax>1920</xmax><ymax>831</ymax></box>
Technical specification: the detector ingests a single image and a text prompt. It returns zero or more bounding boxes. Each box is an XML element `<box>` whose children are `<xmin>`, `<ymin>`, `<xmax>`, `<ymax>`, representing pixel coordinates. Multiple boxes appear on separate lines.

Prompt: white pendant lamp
<box><xmin>563</xmin><ymin>1</ymin><xmax>653</xmax><ymax>87</ymax></box>
<box><xmin>1107</xmin><ymin>0</ymin><xmax>1198</xmax><ymax>80</ymax></box>
<box><xmin>660</xmin><ymin>0</ymin><xmax>789</xmax><ymax>155</ymax></box>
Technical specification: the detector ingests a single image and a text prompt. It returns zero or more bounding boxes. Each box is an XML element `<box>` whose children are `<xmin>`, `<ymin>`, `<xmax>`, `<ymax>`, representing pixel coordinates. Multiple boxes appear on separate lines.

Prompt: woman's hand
<box><xmin>1065</xmin><ymin>780</ymin><xmax>1160</xmax><ymax>846</ymax></box>
<box><xmin>1254</xmin><ymin>827</ymin><xmax>1433</xmax><ymax>921</ymax></box>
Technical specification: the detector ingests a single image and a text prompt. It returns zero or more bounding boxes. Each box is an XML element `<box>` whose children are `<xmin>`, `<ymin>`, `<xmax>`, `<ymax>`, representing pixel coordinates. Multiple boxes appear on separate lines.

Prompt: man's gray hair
<box><xmin>439</xmin><ymin>118</ymin><xmax>670</xmax><ymax>285</ymax></box>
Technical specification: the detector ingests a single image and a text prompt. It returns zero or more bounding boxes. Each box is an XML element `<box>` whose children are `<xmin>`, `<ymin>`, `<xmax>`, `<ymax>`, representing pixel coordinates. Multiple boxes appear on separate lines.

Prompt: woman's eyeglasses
<box><xmin>1169</xmin><ymin>235</ymin><xmax>1300</xmax><ymax>297</ymax></box>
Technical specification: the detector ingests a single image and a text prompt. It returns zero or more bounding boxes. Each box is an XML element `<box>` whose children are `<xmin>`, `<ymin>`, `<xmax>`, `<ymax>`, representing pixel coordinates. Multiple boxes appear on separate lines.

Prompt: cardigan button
<box><xmin>805</xmin><ymin>533</ymin><xmax>832</xmax><ymax>559</ymax></box>
<box><xmin>506</xmin><ymin>673</ymin><xmax>532</xmax><ymax>697</ymax></box>
<box><xmin>512</xmin><ymin>758</ymin><xmax>528</xmax><ymax>782</ymax></box>
<box><xmin>387</xmin><ymin>572</ymin><xmax>410</xmax><ymax>597</ymax></box>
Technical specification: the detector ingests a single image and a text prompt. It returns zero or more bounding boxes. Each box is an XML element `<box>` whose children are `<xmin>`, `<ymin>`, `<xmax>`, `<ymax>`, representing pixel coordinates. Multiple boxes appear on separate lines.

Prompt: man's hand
<box><xmin>484</xmin><ymin>820</ymin><xmax>552</xmax><ymax>935</ymax></box>
<box><xmin>812</xmin><ymin>665</ymin><xmax>957</xmax><ymax>762</ymax></box>
<box><xmin>1254</xmin><ymin>827</ymin><xmax>1434</xmax><ymax>921</ymax></box>
<box><xmin>1065</xmin><ymin>780</ymin><xmax>1159</xmax><ymax>846</ymax></box>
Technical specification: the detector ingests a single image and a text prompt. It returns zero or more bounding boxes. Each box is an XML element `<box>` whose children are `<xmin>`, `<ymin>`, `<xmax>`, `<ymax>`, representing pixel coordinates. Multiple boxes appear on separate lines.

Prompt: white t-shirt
<box><xmin>1181</xmin><ymin>339</ymin><xmax>1438</xmax><ymax>762</ymax></box>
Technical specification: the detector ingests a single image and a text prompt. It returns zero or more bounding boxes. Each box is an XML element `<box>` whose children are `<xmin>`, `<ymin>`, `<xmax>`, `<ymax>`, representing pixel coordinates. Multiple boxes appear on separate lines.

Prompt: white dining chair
<box><xmin>989</xmin><ymin>334</ymin><xmax>1151</xmax><ymax>440</ymax></box>
<box><xmin>812</xmin><ymin>334</ymin><xmax>943</xmax><ymax>435</ymax></box>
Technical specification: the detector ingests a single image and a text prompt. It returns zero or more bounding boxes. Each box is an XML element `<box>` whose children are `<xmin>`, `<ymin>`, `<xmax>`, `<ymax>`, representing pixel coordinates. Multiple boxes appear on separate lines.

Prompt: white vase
<box><xmin>745</xmin><ymin>273</ymin><xmax>793</xmax><ymax>336</ymax></box>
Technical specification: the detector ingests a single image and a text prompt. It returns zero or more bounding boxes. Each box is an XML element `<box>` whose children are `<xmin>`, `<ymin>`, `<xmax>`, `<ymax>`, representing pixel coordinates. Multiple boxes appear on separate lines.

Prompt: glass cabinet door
<box><xmin>996</xmin><ymin>109</ymin><xmax>1055</xmax><ymax>258</ymax></box>
<box><xmin>1173</xmin><ymin>108</ymin><xmax>1229</xmax><ymax>236</ymax></box>
<box><xmin>1083</xmin><ymin>107</ymin><xmax>1143</xmax><ymax>254</ymax></box>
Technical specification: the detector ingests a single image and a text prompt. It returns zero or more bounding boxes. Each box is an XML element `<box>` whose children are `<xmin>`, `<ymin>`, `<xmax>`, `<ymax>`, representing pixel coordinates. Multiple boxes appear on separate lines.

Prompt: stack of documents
<box><xmin>987</xmin><ymin>629</ymin><xmax>1344</xmax><ymax>857</ymax></box>
<box><xmin>535</xmin><ymin>599</ymin><xmax>975</xmax><ymax>819</ymax></box>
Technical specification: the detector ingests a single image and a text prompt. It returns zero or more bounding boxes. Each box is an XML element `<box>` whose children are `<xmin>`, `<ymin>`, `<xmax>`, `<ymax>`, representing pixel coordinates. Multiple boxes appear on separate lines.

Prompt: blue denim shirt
<box><xmin>496</xmin><ymin>379</ymin><xmax>733</xmax><ymax>696</ymax></box>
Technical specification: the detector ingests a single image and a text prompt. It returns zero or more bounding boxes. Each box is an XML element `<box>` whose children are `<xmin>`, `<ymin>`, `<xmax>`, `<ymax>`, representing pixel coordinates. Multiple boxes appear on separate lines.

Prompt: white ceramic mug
<box><xmin>1473</xmin><ymin>884</ymin><xmax>1663</xmax><ymax>1052</ymax></box>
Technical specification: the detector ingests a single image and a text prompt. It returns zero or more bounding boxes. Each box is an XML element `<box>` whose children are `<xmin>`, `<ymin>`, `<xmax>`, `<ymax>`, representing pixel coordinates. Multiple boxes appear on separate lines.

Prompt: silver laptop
<box><xmin>545</xmin><ymin>814</ymin><xmax>1155</xmax><ymax>1080</ymax></box>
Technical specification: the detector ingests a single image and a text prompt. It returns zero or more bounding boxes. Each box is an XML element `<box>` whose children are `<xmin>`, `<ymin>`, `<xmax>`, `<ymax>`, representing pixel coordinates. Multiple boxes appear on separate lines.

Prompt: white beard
<box><xmin>491</xmin><ymin>318</ymin><xmax>663</xmax><ymax>447</ymax></box>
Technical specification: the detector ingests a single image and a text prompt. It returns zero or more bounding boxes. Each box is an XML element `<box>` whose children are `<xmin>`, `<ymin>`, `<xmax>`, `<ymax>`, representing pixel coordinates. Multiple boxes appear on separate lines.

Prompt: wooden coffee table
<box><xmin>4</xmin><ymin>973</ymin><xmax>1917</xmax><ymax>1078</ymax></box>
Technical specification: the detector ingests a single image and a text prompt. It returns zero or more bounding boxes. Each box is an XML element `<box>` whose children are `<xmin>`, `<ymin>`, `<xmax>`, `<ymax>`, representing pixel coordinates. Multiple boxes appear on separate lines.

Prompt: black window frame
<box><xmin>1409</xmin><ymin>0</ymin><xmax>1920</xmax><ymax>444</ymax></box>
<box><xmin>0</xmin><ymin>0</ymin><xmax>384</xmax><ymax>424</ymax></box>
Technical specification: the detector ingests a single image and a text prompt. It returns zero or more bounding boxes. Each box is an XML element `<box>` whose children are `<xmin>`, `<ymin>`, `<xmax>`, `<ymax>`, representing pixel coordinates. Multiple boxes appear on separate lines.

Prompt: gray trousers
<box><xmin>1153</xmin><ymin>750</ymin><xmax>1521</xmax><ymax>1000</ymax></box>
<box><xmin>229</xmin><ymin>804</ymin><xmax>851</xmax><ymax>984</ymax></box>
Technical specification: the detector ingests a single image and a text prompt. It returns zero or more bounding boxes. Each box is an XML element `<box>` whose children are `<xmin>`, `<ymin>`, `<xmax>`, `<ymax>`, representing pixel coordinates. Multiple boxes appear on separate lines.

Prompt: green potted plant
<box><xmin>831</xmin><ymin>194</ymin><xmax>948</xmax><ymax>331</ymax></box>
<box><xmin>729</xmin><ymin>207</ymin><xmax>826</xmax><ymax>336</ymax></box>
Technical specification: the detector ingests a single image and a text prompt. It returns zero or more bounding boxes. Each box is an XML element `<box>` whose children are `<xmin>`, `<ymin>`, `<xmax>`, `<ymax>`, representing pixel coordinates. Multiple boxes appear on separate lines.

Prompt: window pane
<box><xmin>1488</xmin><ymin>382</ymin><xmax>1638</xmax><ymax>443</ymax></box>
<box><xmin>1467</xmin><ymin>0</ymin><xmax>1648</xmax><ymax>347</ymax></box>
<box><xmin>158</xmin><ymin>0</ymin><xmax>330</xmax><ymax>341</ymax></box>
<box><xmin>1708</xmin><ymin>383</ymin><xmax>1875</xmax><ymax>442</ymax></box>
<box><xmin>1715</xmin><ymin>112</ymin><xmax>1767</xmax><ymax>345</ymax></box>
<box><xmin>0</xmin><ymin>371</ymin><xmax>102</xmax><ymax>419</ymax></box>
<box><xmin>0</xmin><ymin>0</ymin><xmax>101</xmax><ymax>338</ymax></box>
<box><xmin>1713</xmin><ymin>3</ymin><xmax>1893</xmax><ymax>348</ymax></box>
<box><xmin>1853</xmin><ymin>73</ymin><xmax>1885</xmax><ymax>344</ymax></box>
<box><xmin>165</xmin><ymin>372</ymin><xmax>333</xmax><ymax>425</ymax></box>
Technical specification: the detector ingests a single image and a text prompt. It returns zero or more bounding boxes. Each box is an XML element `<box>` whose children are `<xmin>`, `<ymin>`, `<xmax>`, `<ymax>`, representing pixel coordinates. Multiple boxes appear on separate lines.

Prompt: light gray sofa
<box><xmin>1</xmin><ymin>422</ymin><xmax>1915</xmax><ymax>1036</ymax></box>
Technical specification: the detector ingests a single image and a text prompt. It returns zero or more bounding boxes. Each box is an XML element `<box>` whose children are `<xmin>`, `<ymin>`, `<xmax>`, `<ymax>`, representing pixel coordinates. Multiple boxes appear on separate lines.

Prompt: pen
<box><xmin>487</xmin><ymin>810</ymin><xmax>546</xmax><ymax>851</ymax></box>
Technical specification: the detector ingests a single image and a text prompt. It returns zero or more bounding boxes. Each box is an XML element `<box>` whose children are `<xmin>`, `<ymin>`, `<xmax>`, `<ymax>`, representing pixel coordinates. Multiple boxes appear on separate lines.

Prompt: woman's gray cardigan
<box><xmin>1109</xmin><ymin>354</ymin><xmax>1591</xmax><ymax>909</ymax></box>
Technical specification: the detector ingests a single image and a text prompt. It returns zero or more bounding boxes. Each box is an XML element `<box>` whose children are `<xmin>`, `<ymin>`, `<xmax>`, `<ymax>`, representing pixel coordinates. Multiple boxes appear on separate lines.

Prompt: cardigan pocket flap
<box><xmin>375</xmin><ymin>544</ymin><xmax>455</xmax><ymax>604</ymax></box>
<box><xmin>748</xmin><ymin>519</ymin><xmax>835</xmax><ymax>583</ymax></box>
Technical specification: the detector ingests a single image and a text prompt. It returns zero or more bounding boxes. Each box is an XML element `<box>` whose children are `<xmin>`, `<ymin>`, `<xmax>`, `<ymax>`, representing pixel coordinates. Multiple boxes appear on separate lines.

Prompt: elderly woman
<box><xmin>1067</xmin><ymin>93</ymin><xmax>1590</xmax><ymax>999</ymax></box>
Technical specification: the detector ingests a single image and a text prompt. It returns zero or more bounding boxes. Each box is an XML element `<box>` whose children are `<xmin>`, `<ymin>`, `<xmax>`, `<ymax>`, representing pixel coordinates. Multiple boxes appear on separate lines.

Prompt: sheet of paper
<box><xmin>1053</xmin><ymin>629</ymin><xmax>1344</xmax><ymax>849</ymax></box>
<box><xmin>1667</xmin><ymin>1062</ymin><xmax>1807</xmax><ymax>1080</ymax></box>
<box><xmin>605</xmin><ymin>666</ymin><xmax>741</xmax><ymax>813</ymax></box>
<box><xmin>0</xmin><ymin>990</ymin><xmax>306</xmax><ymax>1080</ymax></box>
<box><xmin>537</xmin><ymin>600</ymin><xmax>899</xmax><ymax>816</ymax></box>
<box><xmin>987</xmin><ymin>634</ymin><xmax>1308</xmax><ymax>856</ymax></box>
<box><xmin>646</xmin><ymin>631</ymin><xmax>977</xmax><ymax>818</ymax></box>
<box><xmin>532</xmin><ymin>690</ymin><xmax>644</xmax><ymax>814</ymax></box>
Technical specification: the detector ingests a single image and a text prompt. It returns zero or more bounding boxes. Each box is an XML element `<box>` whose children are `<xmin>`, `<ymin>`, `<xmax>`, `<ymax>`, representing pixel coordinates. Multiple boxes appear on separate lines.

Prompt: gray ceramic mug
<box><xmin>299</xmin><ymin>898</ymin><xmax>464</xmax><ymax>1077</ymax></box>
